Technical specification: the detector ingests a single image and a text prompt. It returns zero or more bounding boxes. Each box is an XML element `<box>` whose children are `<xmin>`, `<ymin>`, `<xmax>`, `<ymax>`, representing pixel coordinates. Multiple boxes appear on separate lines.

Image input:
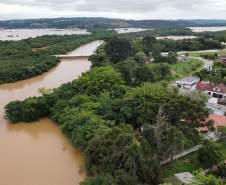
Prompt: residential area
<box><xmin>171</xmin><ymin>54</ymin><xmax>226</xmax><ymax>184</ymax></box>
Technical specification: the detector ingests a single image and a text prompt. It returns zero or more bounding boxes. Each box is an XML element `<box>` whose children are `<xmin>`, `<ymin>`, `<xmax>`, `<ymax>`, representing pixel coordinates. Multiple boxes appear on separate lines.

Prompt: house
<box><xmin>218</xmin><ymin>55</ymin><xmax>226</xmax><ymax>63</ymax></box>
<box><xmin>175</xmin><ymin>77</ymin><xmax>200</xmax><ymax>90</ymax></box>
<box><xmin>196</xmin><ymin>81</ymin><xmax>226</xmax><ymax>99</ymax></box>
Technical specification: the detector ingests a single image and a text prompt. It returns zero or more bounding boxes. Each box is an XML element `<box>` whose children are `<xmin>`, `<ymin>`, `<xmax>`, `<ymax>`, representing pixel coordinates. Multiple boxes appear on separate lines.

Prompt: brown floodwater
<box><xmin>0</xmin><ymin>40</ymin><xmax>103</xmax><ymax>185</ymax></box>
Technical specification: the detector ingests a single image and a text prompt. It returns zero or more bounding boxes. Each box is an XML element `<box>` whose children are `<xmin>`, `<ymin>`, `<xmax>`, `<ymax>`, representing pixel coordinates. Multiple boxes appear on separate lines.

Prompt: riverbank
<box><xmin>0</xmin><ymin>40</ymin><xmax>102</xmax><ymax>185</ymax></box>
<box><xmin>0</xmin><ymin>35</ymin><xmax>99</xmax><ymax>84</ymax></box>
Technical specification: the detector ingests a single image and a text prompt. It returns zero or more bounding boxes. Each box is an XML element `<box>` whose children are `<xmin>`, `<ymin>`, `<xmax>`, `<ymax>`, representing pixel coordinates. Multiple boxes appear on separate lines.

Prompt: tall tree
<box><xmin>105</xmin><ymin>38</ymin><xmax>132</xmax><ymax>63</ymax></box>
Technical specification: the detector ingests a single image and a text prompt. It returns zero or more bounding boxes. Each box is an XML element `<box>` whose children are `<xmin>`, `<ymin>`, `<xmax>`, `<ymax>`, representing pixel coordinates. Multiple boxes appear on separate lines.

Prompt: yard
<box><xmin>188</xmin><ymin>50</ymin><xmax>226</xmax><ymax>57</ymax></box>
<box><xmin>170</xmin><ymin>59</ymin><xmax>203</xmax><ymax>80</ymax></box>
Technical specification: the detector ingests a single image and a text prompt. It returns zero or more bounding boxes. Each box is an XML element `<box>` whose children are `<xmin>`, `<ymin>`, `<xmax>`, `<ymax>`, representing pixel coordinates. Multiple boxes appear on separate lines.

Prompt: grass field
<box><xmin>188</xmin><ymin>50</ymin><xmax>226</xmax><ymax>57</ymax></box>
<box><xmin>170</xmin><ymin>59</ymin><xmax>203</xmax><ymax>80</ymax></box>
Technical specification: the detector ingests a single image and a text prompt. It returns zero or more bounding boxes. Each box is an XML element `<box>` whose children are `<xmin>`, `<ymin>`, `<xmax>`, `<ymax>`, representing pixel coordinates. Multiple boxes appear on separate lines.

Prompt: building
<box><xmin>175</xmin><ymin>76</ymin><xmax>200</xmax><ymax>90</ymax></box>
<box><xmin>218</xmin><ymin>55</ymin><xmax>226</xmax><ymax>63</ymax></box>
<box><xmin>196</xmin><ymin>81</ymin><xmax>226</xmax><ymax>99</ymax></box>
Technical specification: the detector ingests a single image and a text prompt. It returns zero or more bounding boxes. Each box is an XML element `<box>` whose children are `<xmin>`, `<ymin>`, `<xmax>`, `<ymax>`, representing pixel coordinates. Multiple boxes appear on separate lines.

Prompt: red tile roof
<box><xmin>196</xmin><ymin>82</ymin><xmax>226</xmax><ymax>94</ymax></box>
<box><xmin>208</xmin><ymin>114</ymin><xmax>226</xmax><ymax>128</ymax></box>
<box><xmin>219</xmin><ymin>55</ymin><xmax>226</xmax><ymax>60</ymax></box>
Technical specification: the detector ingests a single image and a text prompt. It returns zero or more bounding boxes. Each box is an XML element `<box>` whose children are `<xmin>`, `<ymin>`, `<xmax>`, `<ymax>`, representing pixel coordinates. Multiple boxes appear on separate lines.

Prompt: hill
<box><xmin>1</xmin><ymin>17</ymin><xmax>226</xmax><ymax>29</ymax></box>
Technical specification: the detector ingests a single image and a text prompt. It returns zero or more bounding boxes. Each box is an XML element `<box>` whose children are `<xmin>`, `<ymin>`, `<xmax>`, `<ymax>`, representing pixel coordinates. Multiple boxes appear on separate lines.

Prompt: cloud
<box><xmin>0</xmin><ymin>0</ymin><xmax>226</xmax><ymax>20</ymax></box>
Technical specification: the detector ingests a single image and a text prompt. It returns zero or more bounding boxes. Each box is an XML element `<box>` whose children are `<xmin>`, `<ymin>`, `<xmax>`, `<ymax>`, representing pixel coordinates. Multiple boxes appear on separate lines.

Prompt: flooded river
<box><xmin>188</xmin><ymin>26</ymin><xmax>226</xmax><ymax>32</ymax></box>
<box><xmin>0</xmin><ymin>29</ymin><xmax>90</xmax><ymax>41</ymax></box>
<box><xmin>0</xmin><ymin>40</ymin><xmax>103</xmax><ymax>185</ymax></box>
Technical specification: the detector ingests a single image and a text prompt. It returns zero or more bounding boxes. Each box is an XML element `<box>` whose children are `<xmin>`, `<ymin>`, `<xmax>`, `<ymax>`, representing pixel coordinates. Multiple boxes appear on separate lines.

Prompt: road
<box><xmin>190</xmin><ymin>56</ymin><xmax>213</xmax><ymax>71</ymax></box>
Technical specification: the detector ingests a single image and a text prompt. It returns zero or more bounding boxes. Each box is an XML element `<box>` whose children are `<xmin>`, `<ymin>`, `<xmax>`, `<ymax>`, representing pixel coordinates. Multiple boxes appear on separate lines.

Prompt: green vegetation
<box><xmin>196</xmin><ymin>61</ymin><xmax>226</xmax><ymax>85</ymax></box>
<box><xmin>139</xmin><ymin>35</ymin><xmax>223</xmax><ymax>54</ymax></box>
<box><xmin>4</xmin><ymin>36</ymin><xmax>225</xmax><ymax>184</ymax></box>
<box><xmin>170</xmin><ymin>59</ymin><xmax>203</xmax><ymax>79</ymax></box>
<box><xmin>198</xmin><ymin>141</ymin><xmax>225</xmax><ymax>169</ymax></box>
<box><xmin>217</xmin><ymin>126</ymin><xmax>226</xmax><ymax>147</ymax></box>
<box><xmin>1</xmin><ymin>26</ymin><xmax>223</xmax><ymax>85</ymax></box>
<box><xmin>162</xmin><ymin>152</ymin><xmax>203</xmax><ymax>178</ymax></box>
<box><xmin>190</xmin><ymin>171</ymin><xmax>225</xmax><ymax>185</ymax></box>
<box><xmin>198</xmin><ymin>30</ymin><xmax>226</xmax><ymax>43</ymax></box>
<box><xmin>5</xmin><ymin>64</ymin><xmax>210</xmax><ymax>185</ymax></box>
<box><xmin>0</xmin><ymin>34</ymin><xmax>100</xmax><ymax>84</ymax></box>
<box><xmin>5</xmin><ymin>64</ymin><xmax>209</xmax><ymax>184</ymax></box>
<box><xmin>189</xmin><ymin>50</ymin><xmax>226</xmax><ymax>57</ymax></box>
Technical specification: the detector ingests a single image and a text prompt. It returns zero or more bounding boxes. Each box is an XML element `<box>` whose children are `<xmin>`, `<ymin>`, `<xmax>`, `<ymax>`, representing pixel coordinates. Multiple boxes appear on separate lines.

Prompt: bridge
<box><xmin>55</xmin><ymin>55</ymin><xmax>90</xmax><ymax>59</ymax></box>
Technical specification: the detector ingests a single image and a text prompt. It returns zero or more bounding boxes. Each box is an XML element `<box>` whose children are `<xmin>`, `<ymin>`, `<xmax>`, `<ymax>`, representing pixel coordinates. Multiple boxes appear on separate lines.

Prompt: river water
<box><xmin>0</xmin><ymin>40</ymin><xmax>103</xmax><ymax>185</ymax></box>
<box><xmin>188</xmin><ymin>26</ymin><xmax>226</xmax><ymax>33</ymax></box>
<box><xmin>0</xmin><ymin>29</ymin><xmax>90</xmax><ymax>41</ymax></box>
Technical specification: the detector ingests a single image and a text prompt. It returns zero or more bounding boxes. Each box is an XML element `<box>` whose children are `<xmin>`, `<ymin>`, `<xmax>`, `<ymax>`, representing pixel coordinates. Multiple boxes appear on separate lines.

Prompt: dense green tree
<box><xmin>5</xmin><ymin>97</ymin><xmax>49</xmax><ymax>123</ymax></box>
<box><xmin>134</xmin><ymin>52</ymin><xmax>148</xmax><ymax>64</ymax></box>
<box><xmin>198</xmin><ymin>141</ymin><xmax>224</xmax><ymax>169</ymax></box>
<box><xmin>85</xmin><ymin>125</ymin><xmax>161</xmax><ymax>185</ymax></box>
<box><xmin>55</xmin><ymin>66</ymin><xmax>128</xmax><ymax>99</ymax></box>
<box><xmin>142</xmin><ymin>36</ymin><xmax>157</xmax><ymax>57</ymax></box>
<box><xmin>217</xmin><ymin>126</ymin><xmax>226</xmax><ymax>146</ymax></box>
<box><xmin>116</xmin><ymin>60</ymin><xmax>171</xmax><ymax>87</ymax></box>
<box><xmin>105</xmin><ymin>38</ymin><xmax>132</xmax><ymax>63</ymax></box>
<box><xmin>119</xmin><ymin>83</ymin><xmax>208</xmax><ymax>129</ymax></box>
<box><xmin>151</xmin><ymin>43</ymin><xmax>165</xmax><ymax>59</ymax></box>
<box><xmin>190</xmin><ymin>171</ymin><xmax>224</xmax><ymax>185</ymax></box>
<box><xmin>142</xmin><ymin>107</ymin><xmax>184</xmax><ymax>160</ymax></box>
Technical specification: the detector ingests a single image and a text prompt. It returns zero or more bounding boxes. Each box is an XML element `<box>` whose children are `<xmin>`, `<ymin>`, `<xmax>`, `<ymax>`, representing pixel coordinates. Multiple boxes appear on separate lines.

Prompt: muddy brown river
<box><xmin>0</xmin><ymin>40</ymin><xmax>103</xmax><ymax>185</ymax></box>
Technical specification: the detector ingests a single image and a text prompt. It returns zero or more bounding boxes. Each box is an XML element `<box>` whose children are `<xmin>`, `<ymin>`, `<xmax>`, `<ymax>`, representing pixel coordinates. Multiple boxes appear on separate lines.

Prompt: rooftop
<box><xmin>219</xmin><ymin>55</ymin><xmax>226</xmax><ymax>59</ymax></box>
<box><xmin>175</xmin><ymin>172</ymin><xmax>194</xmax><ymax>184</ymax></box>
<box><xmin>175</xmin><ymin>76</ymin><xmax>200</xmax><ymax>85</ymax></box>
<box><xmin>196</xmin><ymin>81</ymin><xmax>226</xmax><ymax>94</ymax></box>
<box><xmin>208</xmin><ymin>114</ymin><xmax>226</xmax><ymax>128</ymax></box>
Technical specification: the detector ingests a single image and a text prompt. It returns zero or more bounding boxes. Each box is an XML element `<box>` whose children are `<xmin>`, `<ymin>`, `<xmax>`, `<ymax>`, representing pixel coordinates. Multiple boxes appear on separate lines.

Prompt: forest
<box><xmin>5</xmin><ymin>36</ymin><xmax>226</xmax><ymax>185</ymax></box>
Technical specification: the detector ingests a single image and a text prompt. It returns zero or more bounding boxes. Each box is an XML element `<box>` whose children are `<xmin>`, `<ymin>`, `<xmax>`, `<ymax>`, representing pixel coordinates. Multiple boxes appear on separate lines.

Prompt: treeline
<box><xmin>1</xmin><ymin>17</ymin><xmax>226</xmax><ymax>29</ymax></box>
<box><xmin>140</xmin><ymin>35</ymin><xmax>223</xmax><ymax>56</ymax></box>
<box><xmin>198</xmin><ymin>30</ymin><xmax>226</xmax><ymax>42</ymax></box>
<box><xmin>0</xmin><ymin>33</ymin><xmax>106</xmax><ymax>84</ymax></box>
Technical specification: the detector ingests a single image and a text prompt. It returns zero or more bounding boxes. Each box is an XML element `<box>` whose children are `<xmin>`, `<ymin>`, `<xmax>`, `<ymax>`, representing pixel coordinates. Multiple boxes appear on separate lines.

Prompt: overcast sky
<box><xmin>1</xmin><ymin>0</ymin><xmax>226</xmax><ymax>20</ymax></box>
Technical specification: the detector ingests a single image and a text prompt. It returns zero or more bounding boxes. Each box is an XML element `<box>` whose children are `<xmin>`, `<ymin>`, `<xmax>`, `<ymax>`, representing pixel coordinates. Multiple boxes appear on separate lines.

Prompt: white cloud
<box><xmin>0</xmin><ymin>0</ymin><xmax>226</xmax><ymax>20</ymax></box>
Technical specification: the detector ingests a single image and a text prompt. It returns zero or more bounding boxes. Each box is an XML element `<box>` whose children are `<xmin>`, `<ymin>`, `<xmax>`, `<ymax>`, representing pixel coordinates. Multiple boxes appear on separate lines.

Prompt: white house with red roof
<box><xmin>196</xmin><ymin>81</ymin><xmax>226</xmax><ymax>99</ymax></box>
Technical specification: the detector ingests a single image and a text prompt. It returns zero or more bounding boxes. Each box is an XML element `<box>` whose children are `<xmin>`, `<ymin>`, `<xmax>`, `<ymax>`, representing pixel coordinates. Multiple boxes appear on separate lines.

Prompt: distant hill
<box><xmin>1</xmin><ymin>17</ymin><xmax>226</xmax><ymax>29</ymax></box>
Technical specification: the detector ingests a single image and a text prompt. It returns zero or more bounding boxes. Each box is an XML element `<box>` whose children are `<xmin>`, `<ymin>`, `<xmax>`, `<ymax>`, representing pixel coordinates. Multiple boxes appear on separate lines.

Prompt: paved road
<box><xmin>190</xmin><ymin>56</ymin><xmax>213</xmax><ymax>71</ymax></box>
